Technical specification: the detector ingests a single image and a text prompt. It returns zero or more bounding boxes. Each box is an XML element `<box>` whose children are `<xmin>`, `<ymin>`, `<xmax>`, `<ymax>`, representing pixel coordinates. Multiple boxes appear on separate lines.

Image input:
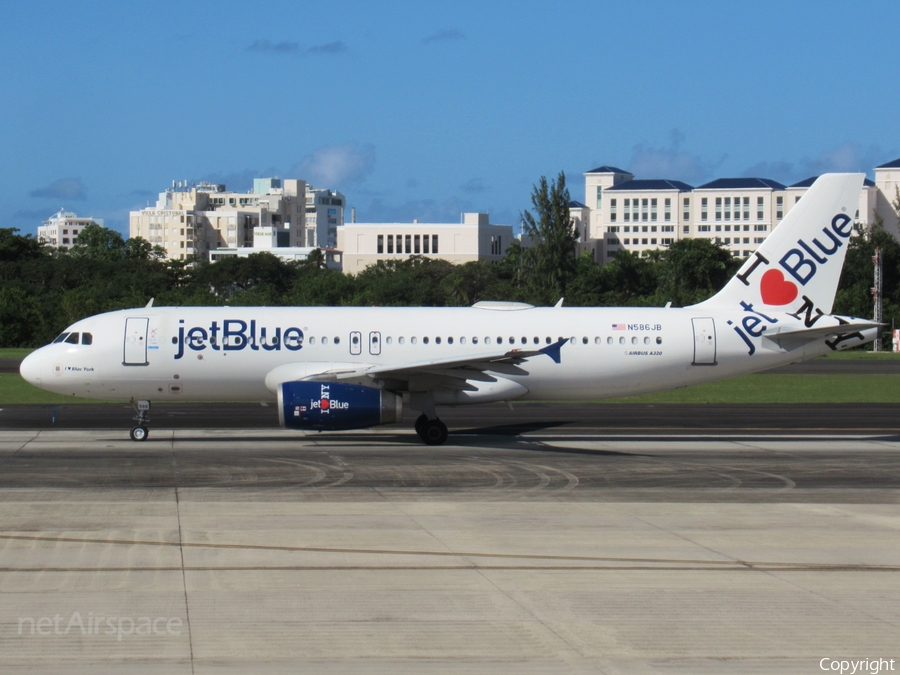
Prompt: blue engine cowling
<box><xmin>278</xmin><ymin>381</ymin><xmax>402</xmax><ymax>431</ymax></box>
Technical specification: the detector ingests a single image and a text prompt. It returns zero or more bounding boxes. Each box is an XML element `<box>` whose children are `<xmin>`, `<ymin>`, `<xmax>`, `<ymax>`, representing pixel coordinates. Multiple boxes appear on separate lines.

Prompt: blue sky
<box><xmin>3</xmin><ymin>0</ymin><xmax>898</xmax><ymax>236</ymax></box>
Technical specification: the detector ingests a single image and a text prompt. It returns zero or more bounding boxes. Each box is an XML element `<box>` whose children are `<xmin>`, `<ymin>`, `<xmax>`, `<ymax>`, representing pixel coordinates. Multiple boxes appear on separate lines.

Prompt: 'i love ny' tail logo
<box><xmin>759</xmin><ymin>269</ymin><xmax>798</xmax><ymax>305</ymax></box>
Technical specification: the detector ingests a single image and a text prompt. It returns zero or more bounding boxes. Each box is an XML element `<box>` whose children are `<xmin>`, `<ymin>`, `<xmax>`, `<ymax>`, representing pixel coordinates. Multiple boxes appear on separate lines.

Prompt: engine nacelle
<box><xmin>278</xmin><ymin>381</ymin><xmax>402</xmax><ymax>431</ymax></box>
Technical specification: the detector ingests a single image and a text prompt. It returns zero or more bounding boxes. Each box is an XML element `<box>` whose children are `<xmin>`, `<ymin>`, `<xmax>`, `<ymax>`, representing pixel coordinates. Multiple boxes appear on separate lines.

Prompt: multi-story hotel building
<box><xmin>37</xmin><ymin>209</ymin><xmax>103</xmax><ymax>249</ymax></box>
<box><xmin>129</xmin><ymin>178</ymin><xmax>308</xmax><ymax>261</ymax></box>
<box><xmin>582</xmin><ymin>160</ymin><xmax>899</xmax><ymax>262</ymax></box>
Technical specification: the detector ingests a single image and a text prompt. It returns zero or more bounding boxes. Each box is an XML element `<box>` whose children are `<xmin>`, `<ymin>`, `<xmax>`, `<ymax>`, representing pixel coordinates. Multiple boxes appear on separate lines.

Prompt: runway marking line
<box><xmin>0</xmin><ymin>533</ymin><xmax>897</xmax><ymax>572</ymax></box>
<box><xmin>0</xmin><ymin>564</ymin><xmax>896</xmax><ymax>572</ymax></box>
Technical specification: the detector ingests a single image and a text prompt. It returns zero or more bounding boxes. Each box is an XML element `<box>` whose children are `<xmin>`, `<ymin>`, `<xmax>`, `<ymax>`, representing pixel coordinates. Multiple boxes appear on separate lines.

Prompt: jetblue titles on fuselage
<box><xmin>174</xmin><ymin>319</ymin><xmax>304</xmax><ymax>359</ymax></box>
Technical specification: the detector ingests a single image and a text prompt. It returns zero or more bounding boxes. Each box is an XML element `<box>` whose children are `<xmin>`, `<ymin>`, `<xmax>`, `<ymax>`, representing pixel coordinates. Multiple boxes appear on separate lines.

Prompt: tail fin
<box><xmin>692</xmin><ymin>173</ymin><xmax>865</xmax><ymax>313</ymax></box>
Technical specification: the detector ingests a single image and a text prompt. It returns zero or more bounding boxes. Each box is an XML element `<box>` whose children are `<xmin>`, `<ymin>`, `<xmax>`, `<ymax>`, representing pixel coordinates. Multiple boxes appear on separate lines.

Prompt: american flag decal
<box><xmin>612</xmin><ymin>323</ymin><xmax>626</xmax><ymax>330</ymax></box>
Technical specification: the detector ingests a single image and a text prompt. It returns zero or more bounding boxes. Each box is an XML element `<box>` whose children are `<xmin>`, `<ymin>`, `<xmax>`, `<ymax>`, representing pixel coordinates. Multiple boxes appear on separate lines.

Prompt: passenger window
<box><xmin>594</xmin><ymin>337</ymin><xmax>600</xmax><ymax>345</ymax></box>
<box><xmin>53</xmin><ymin>333</ymin><xmax>70</xmax><ymax>344</ymax></box>
<box><xmin>447</xmin><ymin>337</ymin><xmax>453</xmax><ymax>344</ymax></box>
<box><xmin>334</xmin><ymin>336</ymin><xmax>340</xmax><ymax>345</ymax></box>
<box><xmin>545</xmin><ymin>337</ymin><xmax>551</xmax><ymax>344</ymax></box>
<box><xmin>309</xmin><ymin>337</ymin><xmax>316</xmax><ymax>345</ymax></box>
<box><xmin>656</xmin><ymin>336</ymin><xmax>662</xmax><ymax>345</ymax></box>
<box><xmin>533</xmin><ymin>337</ymin><xmax>539</xmax><ymax>345</ymax></box>
<box><xmin>508</xmin><ymin>337</ymin><xmax>514</xmax><ymax>344</ymax></box>
<box><xmin>436</xmin><ymin>337</ymin><xmax>441</xmax><ymax>344</ymax></box>
<box><xmin>411</xmin><ymin>337</ymin><xmax>417</xmax><ymax>344</ymax></box>
<box><xmin>386</xmin><ymin>337</ymin><xmax>392</xmax><ymax>345</ymax></box>
<box><xmin>607</xmin><ymin>337</ymin><xmax>613</xmax><ymax>345</ymax></box>
<box><xmin>64</xmin><ymin>333</ymin><xmax>80</xmax><ymax>344</ymax></box>
<box><xmin>322</xmin><ymin>337</ymin><xmax>328</xmax><ymax>345</ymax></box>
<box><xmin>398</xmin><ymin>337</ymin><xmax>405</xmax><ymax>345</ymax></box>
<box><xmin>423</xmin><ymin>337</ymin><xmax>429</xmax><ymax>344</ymax></box>
<box><xmin>81</xmin><ymin>333</ymin><xmax>93</xmax><ymax>345</ymax></box>
<box><xmin>582</xmin><ymin>337</ymin><xmax>588</xmax><ymax>345</ymax></box>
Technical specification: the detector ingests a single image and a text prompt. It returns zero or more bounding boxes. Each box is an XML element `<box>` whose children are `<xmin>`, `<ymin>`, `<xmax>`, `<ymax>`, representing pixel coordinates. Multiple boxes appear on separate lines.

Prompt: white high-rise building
<box><xmin>304</xmin><ymin>186</ymin><xmax>345</xmax><ymax>248</ymax></box>
<box><xmin>37</xmin><ymin>209</ymin><xmax>103</xmax><ymax>249</ymax></box>
<box><xmin>129</xmin><ymin>178</ymin><xmax>306</xmax><ymax>261</ymax></box>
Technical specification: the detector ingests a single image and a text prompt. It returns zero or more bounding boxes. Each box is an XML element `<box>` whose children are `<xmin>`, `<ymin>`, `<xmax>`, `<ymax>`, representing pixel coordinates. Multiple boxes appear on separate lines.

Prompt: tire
<box><xmin>422</xmin><ymin>419</ymin><xmax>448</xmax><ymax>446</ymax></box>
<box><xmin>130</xmin><ymin>426</ymin><xmax>149</xmax><ymax>442</ymax></box>
<box><xmin>414</xmin><ymin>414</ymin><xmax>428</xmax><ymax>438</ymax></box>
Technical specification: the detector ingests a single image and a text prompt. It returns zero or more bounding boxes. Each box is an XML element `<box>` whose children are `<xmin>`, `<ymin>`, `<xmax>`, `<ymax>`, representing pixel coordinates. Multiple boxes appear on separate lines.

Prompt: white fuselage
<box><xmin>19</xmin><ymin>304</ymin><xmax>868</xmax><ymax>404</ymax></box>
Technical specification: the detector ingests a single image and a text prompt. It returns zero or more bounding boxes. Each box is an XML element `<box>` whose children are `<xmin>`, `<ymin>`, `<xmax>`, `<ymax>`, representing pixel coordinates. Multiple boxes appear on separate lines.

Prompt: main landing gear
<box><xmin>130</xmin><ymin>400</ymin><xmax>151</xmax><ymax>442</ymax></box>
<box><xmin>414</xmin><ymin>413</ymin><xmax>448</xmax><ymax>446</ymax></box>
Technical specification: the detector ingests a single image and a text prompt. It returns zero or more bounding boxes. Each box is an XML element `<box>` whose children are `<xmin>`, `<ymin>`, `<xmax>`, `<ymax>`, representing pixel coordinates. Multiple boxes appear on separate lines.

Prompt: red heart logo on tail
<box><xmin>759</xmin><ymin>269</ymin><xmax>798</xmax><ymax>305</ymax></box>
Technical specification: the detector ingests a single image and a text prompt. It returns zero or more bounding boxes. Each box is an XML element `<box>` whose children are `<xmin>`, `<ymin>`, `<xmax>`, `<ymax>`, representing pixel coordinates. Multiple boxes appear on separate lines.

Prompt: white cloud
<box><xmin>742</xmin><ymin>142</ymin><xmax>889</xmax><ymax>184</ymax></box>
<box><xmin>292</xmin><ymin>143</ymin><xmax>375</xmax><ymax>188</ymax></box>
<box><xmin>627</xmin><ymin>130</ymin><xmax>725</xmax><ymax>185</ymax></box>
<box><xmin>247</xmin><ymin>40</ymin><xmax>300</xmax><ymax>54</ymax></box>
<box><xmin>422</xmin><ymin>29</ymin><xmax>466</xmax><ymax>45</ymax></box>
<box><xmin>29</xmin><ymin>177</ymin><xmax>86</xmax><ymax>201</ymax></box>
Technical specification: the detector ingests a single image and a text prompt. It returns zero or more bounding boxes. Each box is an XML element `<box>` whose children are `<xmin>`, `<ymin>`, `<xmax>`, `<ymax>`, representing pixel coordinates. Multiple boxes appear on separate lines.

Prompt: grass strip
<box><xmin>1</xmin><ymin>373</ymin><xmax>899</xmax><ymax>406</ymax></box>
<box><xmin>608</xmin><ymin>374</ymin><xmax>900</xmax><ymax>404</ymax></box>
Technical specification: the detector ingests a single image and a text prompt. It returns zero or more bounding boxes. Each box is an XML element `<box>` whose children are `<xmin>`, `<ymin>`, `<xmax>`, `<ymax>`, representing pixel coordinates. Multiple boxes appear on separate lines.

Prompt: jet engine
<box><xmin>278</xmin><ymin>381</ymin><xmax>402</xmax><ymax>431</ymax></box>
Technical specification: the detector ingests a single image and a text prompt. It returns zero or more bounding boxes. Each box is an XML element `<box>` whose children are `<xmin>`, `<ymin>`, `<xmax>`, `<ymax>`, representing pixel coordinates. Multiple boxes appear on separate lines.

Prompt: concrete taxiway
<box><xmin>0</xmin><ymin>415</ymin><xmax>898</xmax><ymax>673</ymax></box>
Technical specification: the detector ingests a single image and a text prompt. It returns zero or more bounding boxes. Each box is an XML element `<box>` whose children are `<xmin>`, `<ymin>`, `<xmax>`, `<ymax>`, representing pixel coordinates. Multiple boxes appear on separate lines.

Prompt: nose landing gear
<box><xmin>130</xmin><ymin>400</ymin><xmax>151</xmax><ymax>442</ymax></box>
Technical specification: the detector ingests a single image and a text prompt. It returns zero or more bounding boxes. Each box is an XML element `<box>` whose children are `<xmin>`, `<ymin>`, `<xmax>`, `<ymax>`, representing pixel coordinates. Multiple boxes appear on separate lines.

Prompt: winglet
<box><xmin>539</xmin><ymin>337</ymin><xmax>568</xmax><ymax>364</ymax></box>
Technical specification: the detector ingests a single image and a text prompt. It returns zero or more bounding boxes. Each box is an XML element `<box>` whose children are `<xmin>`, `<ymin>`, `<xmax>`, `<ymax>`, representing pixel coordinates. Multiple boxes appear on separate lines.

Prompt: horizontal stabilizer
<box><xmin>762</xmin><ymin>318</ymin><xmax>880</xmax><ymax>350</ymax></box>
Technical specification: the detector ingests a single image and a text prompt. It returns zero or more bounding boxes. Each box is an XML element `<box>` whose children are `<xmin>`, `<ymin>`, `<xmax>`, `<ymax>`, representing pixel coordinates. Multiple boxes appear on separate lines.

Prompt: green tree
<box><xmin>0</xmin><ymin>228</ymin><xmax>45</xmax><ymax>262</ymax></box>
<box><xmin>520</xmin><ymin>172</ymin><xmax>579</xmax><ymax>304</ymax></box>
<box><xmin>654</xmin><ymin>238</ymin><xmax>737</xmax><ymax>306</ymax></box>
<box><xmin>70</xmin><ymin>223</ymin><xmax>127</xmax><ymax>260</ymax></box>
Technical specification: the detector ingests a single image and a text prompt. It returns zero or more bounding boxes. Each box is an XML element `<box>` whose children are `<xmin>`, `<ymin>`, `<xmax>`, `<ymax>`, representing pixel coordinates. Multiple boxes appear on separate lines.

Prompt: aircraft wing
<box><xmin>299</xmin><ymin>338</ymin><xmax>568</xmax><ymax>390</ymax></box>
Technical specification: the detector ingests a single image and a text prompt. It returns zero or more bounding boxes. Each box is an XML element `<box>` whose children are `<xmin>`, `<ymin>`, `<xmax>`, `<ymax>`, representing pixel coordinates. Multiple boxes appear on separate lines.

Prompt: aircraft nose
<box><xmin>19</xmin><ymin>351</ymin><xmax>43</xmax><ymax>386</ymax></box>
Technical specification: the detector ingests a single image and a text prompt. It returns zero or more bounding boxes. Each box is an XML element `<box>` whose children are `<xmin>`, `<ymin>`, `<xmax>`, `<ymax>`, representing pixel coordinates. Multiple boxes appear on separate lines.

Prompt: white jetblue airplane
<box><xmin>20</xmin><ymin>173</ymin><xmax>878</xmax><ymax>444</ymax></box>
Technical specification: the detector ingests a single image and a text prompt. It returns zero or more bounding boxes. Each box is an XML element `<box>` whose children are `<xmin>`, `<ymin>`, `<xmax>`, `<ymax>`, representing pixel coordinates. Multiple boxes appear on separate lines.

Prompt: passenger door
<box><xmin>691</xmin><ymin>317</ymin><xmax>717</xmax><ymax>365</ymax></box>
<box><xmin>123</xmin><ymin>317</ymin><xmax>149</xmax><ymax>366</ymax></box>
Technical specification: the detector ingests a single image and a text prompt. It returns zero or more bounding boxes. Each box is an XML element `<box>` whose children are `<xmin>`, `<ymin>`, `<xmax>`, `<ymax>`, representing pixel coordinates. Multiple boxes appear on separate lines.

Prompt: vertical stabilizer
<box><xmin>692</xmin><ymin>173</ymin><xmax>865</xmax><ymax>313</ymax></box>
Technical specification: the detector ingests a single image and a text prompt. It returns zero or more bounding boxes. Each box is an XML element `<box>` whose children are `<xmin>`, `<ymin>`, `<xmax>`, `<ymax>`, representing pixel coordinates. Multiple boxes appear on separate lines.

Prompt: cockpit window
<box><xmin>64</xmin><ymin>333</ymin><xmax>80</xmax><ymax>344</ymax></box>
<box><xmin>52</xmin><ymin>333</ymin><xmax>70</xmax><ymax>344</ymax></box>
<box><xmin>81</xmin><ymin>332</ymin><xmax>93</xmax><ymax>345</ymax></box>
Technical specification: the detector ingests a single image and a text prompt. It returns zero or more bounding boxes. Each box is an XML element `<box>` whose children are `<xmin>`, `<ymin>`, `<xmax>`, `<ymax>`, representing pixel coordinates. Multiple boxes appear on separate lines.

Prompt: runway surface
<box><xmin>4</xmin><ymin>401</ymin><xmax>900</xmax><ymax>436</ymax></box>
<box><xmin>0</xmin><ymin>417</ymin><xmax>898</xmax><ymax>672</ymax></box>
